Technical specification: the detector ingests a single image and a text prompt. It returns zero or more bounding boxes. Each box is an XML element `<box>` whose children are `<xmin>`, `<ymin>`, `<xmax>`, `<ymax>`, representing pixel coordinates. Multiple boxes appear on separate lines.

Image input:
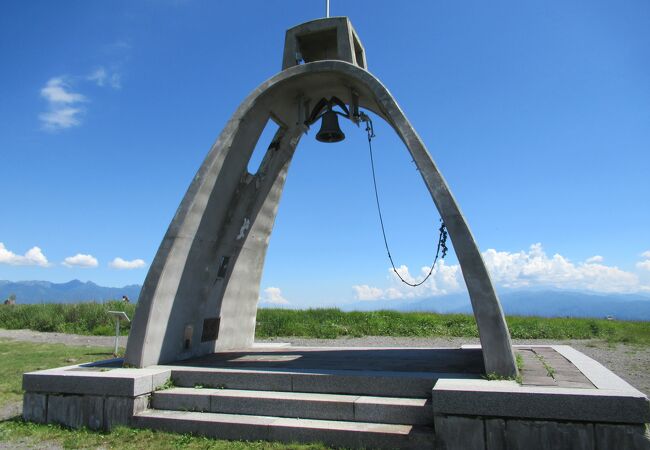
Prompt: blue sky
<box><xmin>1</xmin><ymin>1</ymin><xmax>649</xmax><ymax>307</ymax></box>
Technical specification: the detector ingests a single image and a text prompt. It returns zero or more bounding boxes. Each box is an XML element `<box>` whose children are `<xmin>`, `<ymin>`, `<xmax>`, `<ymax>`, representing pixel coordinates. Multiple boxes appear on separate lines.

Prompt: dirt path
<box><xmin>0</xmin><ymin>439</ymin><xmax>63</xmax><ymax>450</ymax></box>
<box><xmin>0</xmin><ymin>329</ymin><xmax>126</xmax><ymax>348</ymax></box>
<box><xmin>0</xmin><ymin>402</ymin><xmax>21</xmax><ymax>422</ymax></box>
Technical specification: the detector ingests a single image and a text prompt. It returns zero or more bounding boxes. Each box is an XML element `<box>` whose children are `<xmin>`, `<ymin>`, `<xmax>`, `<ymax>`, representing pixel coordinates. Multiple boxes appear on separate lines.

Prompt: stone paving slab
<box><xmin>171</xmin><ymin>346</ymin><xmax>485</xmax><ymax>374</ymax></box>
<box><xmin>134</xmin><ymin>409</ymin><xmax>435</xmax><ymax>449</ymax></box>
<box><xmin>552</xmin><ymin>345</ymin><xmax>646</xmax><ymax>392</ymax></box>
<box><xmin>23</xmin><ymin>365</ymin><xmax>171</xmax><ymax>397</ymax></box>
<box><xmin>442</xmin><ymin>345</ymin><xmax>649</xmax><ymax>424</ymax></box>
<box><xmin>433</xmin><ymin>379</ymin><xmax>650</xmax><ymax>424</ymax></box>
<box><xmin>515</xmin><ymin>347</ymin><xmax>595</xmax><ymax>389</ymax></box>
<box><xmin>152</xmin><ymin>387</ymin><xmax>433</xmax><ymax>425</ymax></box>
<box><xmin>164</xmin><ymin>365</ymin><xmax>455</xmax><ymax>398</ymax></box>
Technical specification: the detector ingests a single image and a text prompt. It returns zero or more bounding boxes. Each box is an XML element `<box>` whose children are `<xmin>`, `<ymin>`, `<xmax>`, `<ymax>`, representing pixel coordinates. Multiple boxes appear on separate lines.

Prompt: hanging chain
<box><xmin>362</xmin><ymin>114</ymin><xmax>448</xmax><ymax>287</ymax></box>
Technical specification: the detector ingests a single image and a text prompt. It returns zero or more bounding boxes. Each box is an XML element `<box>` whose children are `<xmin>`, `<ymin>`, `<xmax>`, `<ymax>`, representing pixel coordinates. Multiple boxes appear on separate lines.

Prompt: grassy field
<box><xmin>0</xmin><ymin>339</ymin><xmax>113</xmax><ymax>406</ymax></box>
<box><xmin>257</xmin><ymin>308</ymin><xmax>650</xmax><ymax>344</ymax></box>
<box><xmin>1</xmin><ymin>303</ymin><xmax>650</xmax><ymax>345</ymax></box>
<box><xmin>0</xmin><ymin>420</ymin><xmax>330</xmax><ymax>450</ymax></box>
<box><xmin>0</xmin><ymin>301</ymin><xmax>136</xmax><ymax>336</ymax></box>
<box><xmin>0</xmin><ymin>339</ymin><xmax>327</xmax><ymax>449</ymax></box>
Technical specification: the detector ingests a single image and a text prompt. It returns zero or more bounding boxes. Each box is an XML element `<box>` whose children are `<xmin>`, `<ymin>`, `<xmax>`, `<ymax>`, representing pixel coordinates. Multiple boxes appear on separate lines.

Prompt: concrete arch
<box><xmin>125</xmin><ymin>60</ymin><xmax>517</xmax><ymax>376</ymax></box>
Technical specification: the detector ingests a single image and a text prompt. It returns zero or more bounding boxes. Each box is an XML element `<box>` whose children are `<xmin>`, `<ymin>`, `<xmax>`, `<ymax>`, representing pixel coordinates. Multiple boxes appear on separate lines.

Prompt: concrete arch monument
<box><xmin>125</xmin><ymin>17</ymin><xmax>517</xmax><ymax>376</ymax></box>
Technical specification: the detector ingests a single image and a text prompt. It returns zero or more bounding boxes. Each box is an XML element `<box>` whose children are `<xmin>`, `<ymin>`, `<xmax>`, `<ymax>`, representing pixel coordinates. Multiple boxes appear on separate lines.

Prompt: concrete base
<box><xmin>22</xmin><ymin>345</ymin><xmax>650</xmax><ymax>449</ymax></box>
<box><xmin>22</xmin><ymin>391</ymin><xmax>150</xmax><ymax>431</ymax></box>
<box><xmin>22</xmin><ymin>359</ymin><xmax>166</xmax><ymax>431</ymax></box>
<box><xmin>431</xmin><ymin>345</ymin><xmax>650</xmax><ymax>449</ymax></box>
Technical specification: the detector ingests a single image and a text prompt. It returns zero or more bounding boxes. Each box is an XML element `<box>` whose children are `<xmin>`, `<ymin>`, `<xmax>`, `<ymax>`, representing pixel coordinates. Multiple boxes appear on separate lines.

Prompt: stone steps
<box><xmin>152</xmin><ymin>387</ymin><xmax>433</xmax><ymax>425</ymax></box>
<box><xmin>136</xmin><ymin>367</ymin><xmax>442</xmax><ymax>447</ymax></box>
<box><xmin>134</xmin><ymin>366</ymin><xmax>448</xmax><ymax>447</ymax></box>
<box><xmin>134</xmin><ymin>409</ymin><xmax>435</xmax><ymax>449</ymax></box>
<box><xmin>168</xmin><ymin>366</ymin><xmax>458</xmax><ymax>398</ymax></box>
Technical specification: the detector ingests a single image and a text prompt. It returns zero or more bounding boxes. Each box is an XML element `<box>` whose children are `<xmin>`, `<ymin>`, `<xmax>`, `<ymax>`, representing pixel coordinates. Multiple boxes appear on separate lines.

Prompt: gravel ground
<box><xmin>0</xmin><ymin>402</ymin><xmax>21</xmax><ymax>422</ymax></box>
<box><xmin>0</xmin><ymin>329</ymin><xmax>127</xmax><ymax>348</ymax></box>
<box><xmin>0</xmin><ymin>439</ymin><xmax>63</xmax><ymax>450</ymax></box>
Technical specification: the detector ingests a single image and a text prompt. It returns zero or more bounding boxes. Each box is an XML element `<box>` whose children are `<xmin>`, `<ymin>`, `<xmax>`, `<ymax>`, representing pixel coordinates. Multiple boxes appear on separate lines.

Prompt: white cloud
<box><xmin>353</xmin><ymin>243</ymin><xmax>650</xmax><ymax>300</ymax></box>
<box><xmin>88</xmin><ymin>68</ymin><xmax>107</xmax><ymax>87</ymax></box>
<box><xmin>392</xmin><ymin>262</ymin><xmax>462</xmax><ymax>297</ymax></box>
<box><xmin>109</xmin><ymin>257</ymin><xmax>146</xmax><ymax>270</ymax></box>
<box><xmin>87</xmin><ymin>67</ymin><xmax>121</xmax><ymax>89</ymax></box>
<box><xmin>39</xmin><ymin>77</ymin><xmax>86</xmax><ymax>130</ymax></box>
<box><xmin>585</xmin><ymin>255</ymin><xmax>604</xmax><ymax>264</ymax></box>
<box><xmin>109</xmin><ymin>73</ymin><xmax>122</xmax><ymax>89</ymax></box>
<box><xmin>0</xmin><ymin>243</ymin><xmax>49</xmax><ymax>267</ymax></box>
<box><xmin>353</xmin><ymin>260</ymin><xmax>462</xmax><ymax>301</ymax></box>
<box><xmin>259</xmin><ymin>287</ymin><xmax>290</xmax><ymax>305</ymax></box>
<box><xmin>40</xmin><ymin>77</ymin><xmax>86</xmax><ymax>104</ymax></box>
<box><xmin>352</xmin><ymin>285</ymin><xmax>384</xmax><ymax>301</ymax></box>
<box><xmin>385</xmin><ymin>287</ymin><xmax>404</xmax><ymax>299</ymax></box>
<box><xmin>39</xmin><ymin>107</ymin><xmax>84</xmax><ymax>130</ymax></box>
<box><xmin>480</xmin><ymin>243</ymin><xmax>640</xmax><ymax>293</ymax></box>
<box><xmin>63</xmin><ymin>253</ymin><xmax>98</xmax><ymax>268</ymax></box>
<box><xmin>40</xmin><ymin>67</ymin><xmax>122</xmax><ymax>130</ymax></box>
<box><xmin>641</xmin><ymin>251</ymin><xmax>650</xmax><ymax>259</ymax></box>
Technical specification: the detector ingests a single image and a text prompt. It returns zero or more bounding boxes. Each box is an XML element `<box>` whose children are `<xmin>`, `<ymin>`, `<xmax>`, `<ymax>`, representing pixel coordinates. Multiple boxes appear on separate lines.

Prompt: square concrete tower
<box><xmin>282</xmin><ymin>17</ymin><xmax>367</xmax><ymax>70</ymax></box>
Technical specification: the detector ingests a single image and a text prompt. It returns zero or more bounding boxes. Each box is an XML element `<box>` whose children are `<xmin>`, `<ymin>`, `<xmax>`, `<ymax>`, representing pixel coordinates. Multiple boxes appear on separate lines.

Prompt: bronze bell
<box><xmin>316</xmin><ymin>109</ymin><xmax>345</xmax><ymax>143</ymax></box>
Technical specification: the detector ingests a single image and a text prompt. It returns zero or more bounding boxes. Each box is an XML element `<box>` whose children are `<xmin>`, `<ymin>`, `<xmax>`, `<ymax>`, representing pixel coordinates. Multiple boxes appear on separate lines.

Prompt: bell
<box><xmin>316</xmin><ymin>109</ymin><xmax>345</xmax><ymax>143</ymax></box>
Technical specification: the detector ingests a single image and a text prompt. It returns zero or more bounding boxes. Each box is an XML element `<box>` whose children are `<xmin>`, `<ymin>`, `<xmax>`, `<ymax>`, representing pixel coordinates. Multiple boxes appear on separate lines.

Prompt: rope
<box><xmin>364</xmin><ymin>117</ymin><xmax>448</xmax><ymax>287</ymax></box>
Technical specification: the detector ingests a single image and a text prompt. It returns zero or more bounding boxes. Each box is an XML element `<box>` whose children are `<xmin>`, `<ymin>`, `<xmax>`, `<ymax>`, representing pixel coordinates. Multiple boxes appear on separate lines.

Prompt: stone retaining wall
<box><xmin>22</xmin><ymin>359</ymin><xmax>170</xmax><ymax>431</ymax></box>
<box><xmin>23</xmin><ymin>391</ymin><xmax>149</xmax><ymax>431</ymax></box>
<box><xmin>434</xmin><ymin>414</ymin><xmax>649</xmax><ymax>450</ymax></box>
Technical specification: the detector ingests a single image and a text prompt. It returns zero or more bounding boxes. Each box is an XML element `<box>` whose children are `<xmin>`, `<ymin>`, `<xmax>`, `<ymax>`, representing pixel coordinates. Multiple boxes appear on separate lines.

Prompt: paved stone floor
<box><xmin>517</xmin><ymin>346</ymin><xmax>595</xmax><ymax>389</ymax></box>
<box><xmin>171</xmin><ymin>346</ymin><xmax>596</xmax><ymax>390</ymax></box>
<box><xmin>172</xmin><ymin>347</ymin><xmax>486</xmax><ymax>375</ymax></box>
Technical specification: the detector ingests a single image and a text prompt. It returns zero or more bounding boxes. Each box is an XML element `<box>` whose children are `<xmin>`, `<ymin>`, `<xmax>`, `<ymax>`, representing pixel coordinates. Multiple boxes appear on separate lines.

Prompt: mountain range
<box><xmin>0</xmin><ymin>280</ymin><xmax>141</xmax><ymax>303</ymax></box>
<box><xmin>342</xmin><ymin>289</ymin><xmax>650</xmax><ymax>321</ymax></box>
<box><xmin>2</xmin><ymin>280</ymin><xmax>650</xmax><ymax>321</ymax></box>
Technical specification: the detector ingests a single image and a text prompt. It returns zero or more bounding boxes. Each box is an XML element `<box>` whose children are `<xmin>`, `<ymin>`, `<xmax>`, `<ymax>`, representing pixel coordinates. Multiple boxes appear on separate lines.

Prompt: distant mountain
<box><xmin>3</xmin><ymin>280</ymin><xmax>650</xmax><ymax>321</ymax></box>
<box><xmin>0</xmin><ymin>280</ymin><xmax>141</xmax><ymax>303</ymax></box>
<box><xmin>497</xmin><ymin>290</ymin><xmax>650</xmax><ymax>320</ymax></box>
<box><xmin>339</xmin><ymin>292</ymin><xmax>470</xmax><ymax>313</ymax></box>
<box><xmin>342</xmin><ymin>290</ymin><xmax>650</xmax><ymax>321</ymax></box>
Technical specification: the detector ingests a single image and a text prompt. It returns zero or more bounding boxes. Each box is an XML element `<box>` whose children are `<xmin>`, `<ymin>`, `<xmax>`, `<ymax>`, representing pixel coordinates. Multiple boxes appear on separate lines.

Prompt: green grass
<box><xmin>484</xmin><ymin>351</ymin><xmax>524</xmax><ymax>384</ymax></box>
<box><xmin>0</xmin><ymin>420</ymin><xmax>330</xmax><ymax>449</ymax></box>
<box><xmin>1</xmin><ymin>304</ymin><xmax>650</xmax><ymax>345</ymax></box>
<box><xmin>0</xmin><ymin>339</ymin><xmax>114</xmax><ymax>406</ymax></box>
<box><xmin>0</xmin><ymin>301</ymin><xmax>135</xmax><ymax>336</ymax></box>
<box><xmin>515</xmin><ymin>352</ymin><xmax>524</xmax><ymax>372</ymax></box>
<box><xmin>256</xmin><ymin>309</ymin><xmax>479</xmax><ymax>339</ymax></box>
<box><xmin>256</xmin><ymin>308</ymin><xmax>650</xmax><ymax>345</ymax></box>
<box><xmin>538</xmin><ymin>355</ymin><xmax>556</xmax><ymax>379</ymax></box>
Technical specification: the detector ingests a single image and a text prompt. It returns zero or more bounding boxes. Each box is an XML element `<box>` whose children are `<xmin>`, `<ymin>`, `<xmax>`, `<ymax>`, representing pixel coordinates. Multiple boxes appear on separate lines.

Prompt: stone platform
<box><xmin>23</xmin><ymin>345</ymin><xmax>650</xmax><ymax>449</ymax></box>
<box><xmin>172</xmin><ymin>346</ymin><xmax>486</xmax><ymax>376</ymax></box>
